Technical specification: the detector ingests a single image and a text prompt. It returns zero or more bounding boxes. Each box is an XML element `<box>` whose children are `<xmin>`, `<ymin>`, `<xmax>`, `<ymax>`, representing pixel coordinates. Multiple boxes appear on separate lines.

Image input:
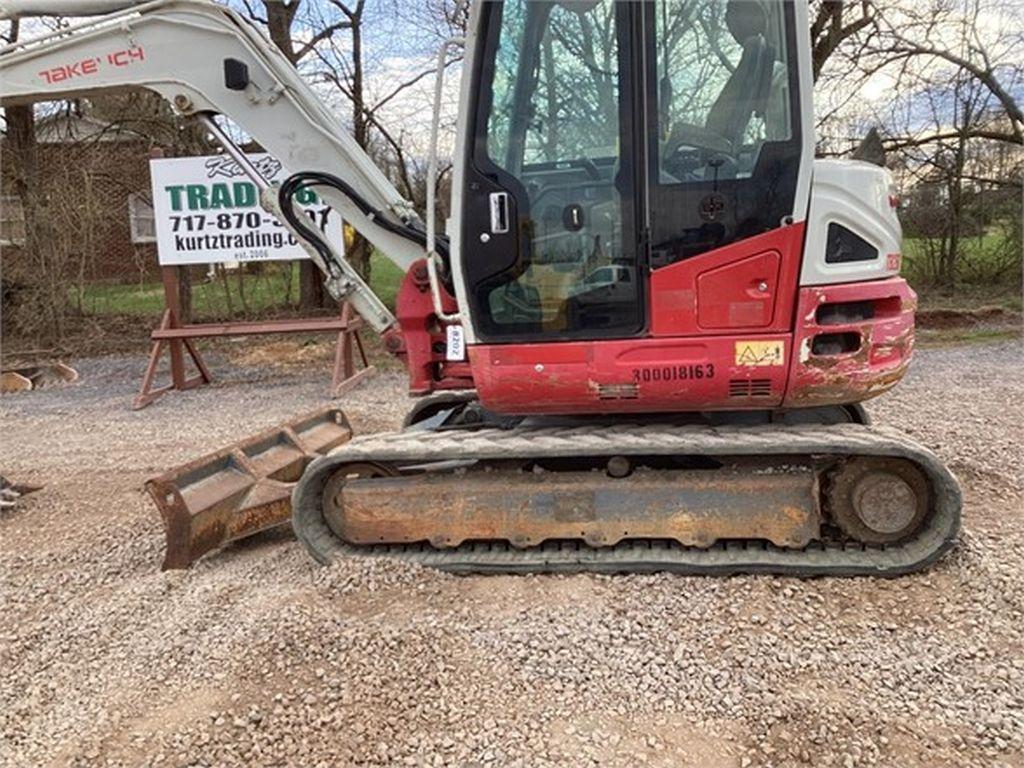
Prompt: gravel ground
<box><xmin>1</xmin><ymin>339</ymin><xmax>1022</xmax><ymax>768</ymax></box>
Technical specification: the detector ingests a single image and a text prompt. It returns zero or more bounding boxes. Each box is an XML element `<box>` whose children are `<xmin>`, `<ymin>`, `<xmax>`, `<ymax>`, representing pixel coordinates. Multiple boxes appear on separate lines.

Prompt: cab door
<box><xmin>459</xmin><ymin>0</ymin><xmax>808</xmax><ymax>342</ymax></box>
<box><xmin>460</xmin><ymin>0</ymin><xmax>646</xmax><ymax>343</ymax></box>
<box><xmin>642</xmin><ymin>0</ymin><xmax>807</xmax><ymax>337</ymax></box>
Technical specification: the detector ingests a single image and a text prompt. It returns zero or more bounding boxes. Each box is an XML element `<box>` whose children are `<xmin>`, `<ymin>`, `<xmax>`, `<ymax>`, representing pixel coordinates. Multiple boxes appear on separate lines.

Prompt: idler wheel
<box><xmin>827</xmin><ymin>457</ymin><xmax>929</xmax><ymax>544</ymax></box>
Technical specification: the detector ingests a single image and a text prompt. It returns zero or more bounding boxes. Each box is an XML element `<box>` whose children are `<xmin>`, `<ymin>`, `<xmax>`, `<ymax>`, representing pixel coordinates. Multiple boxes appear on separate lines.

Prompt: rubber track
<box><xmin>291</xmin><ymin>423</ymin><xmax>962</xmax><ymax>577</ymax></box>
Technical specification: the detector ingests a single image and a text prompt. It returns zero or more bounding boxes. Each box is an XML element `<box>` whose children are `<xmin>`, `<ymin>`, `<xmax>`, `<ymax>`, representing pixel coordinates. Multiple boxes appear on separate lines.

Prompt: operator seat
<box><xmin>704</xmin><ymin>0</ymin><xmax>776</xmax><ymax>149</ymax></box>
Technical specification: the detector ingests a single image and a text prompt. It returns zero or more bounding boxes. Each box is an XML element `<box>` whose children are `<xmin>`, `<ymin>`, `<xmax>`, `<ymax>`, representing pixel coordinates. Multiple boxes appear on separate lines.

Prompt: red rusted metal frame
<box><xmin>331</xmin><ymin>302</ymin><xmax>376</xmax><ymax>397</ymax></box>
<box><xmin>134</xmin><ymin>267</ymin><xmax>213</xmax><ymax>410</ymax></box>
<box><xmin>134</xmin><ymin>266</ymin><xmax>374</xmax><ymax>409</ymax></box>
<box><xmin>783</xmin><ymin>277</ymin><xmax>916</xmax><ymax>408</ymax></box>
<box><xmin>329</xmin><ymin>466</ymin><xmax>820</xmax><ymax>550</ymax></box>
<box><xmin>152</xmin><ymin>316</ymin><xmax>362</xmax><ymax>338</ymax></box>
<box><xmin>134</xmin><ymin>310</ymin><xmax>212</xmax><ymax>410</ymax></box>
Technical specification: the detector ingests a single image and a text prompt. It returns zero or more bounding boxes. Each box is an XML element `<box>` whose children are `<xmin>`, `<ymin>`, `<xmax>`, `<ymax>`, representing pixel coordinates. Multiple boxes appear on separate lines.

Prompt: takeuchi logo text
<box><xmin>38</xmin><ymin>46</ymin><xmax>145</xmax><ymax>84</ymax></box>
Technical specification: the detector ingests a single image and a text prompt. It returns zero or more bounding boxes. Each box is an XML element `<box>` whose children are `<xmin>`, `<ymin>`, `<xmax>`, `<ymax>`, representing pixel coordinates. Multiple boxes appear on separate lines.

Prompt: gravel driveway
<box><xmin>1</xmin><ymin>339</ymin><xmax>1022</xmax><ymax>768</ymax></box>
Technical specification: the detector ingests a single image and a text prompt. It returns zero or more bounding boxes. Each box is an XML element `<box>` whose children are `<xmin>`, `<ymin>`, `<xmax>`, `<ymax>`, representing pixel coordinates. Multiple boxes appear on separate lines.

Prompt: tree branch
<box><xmin>294</xmin><ymin>21</ymin><xmax>350</xmax><ymax>61</ymax></box>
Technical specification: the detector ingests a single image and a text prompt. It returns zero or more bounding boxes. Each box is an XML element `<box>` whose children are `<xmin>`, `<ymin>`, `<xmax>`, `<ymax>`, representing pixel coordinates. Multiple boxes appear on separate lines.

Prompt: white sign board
<box><xmin>150</xmin><ymin>154</ymin><xmax>342</xmax><ymax>265</ymax></box>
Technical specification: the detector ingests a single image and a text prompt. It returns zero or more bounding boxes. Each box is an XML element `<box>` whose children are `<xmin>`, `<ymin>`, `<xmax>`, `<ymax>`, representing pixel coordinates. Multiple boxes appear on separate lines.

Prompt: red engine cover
<box><xmin>650</xmin><ymin>225</ymin><xmax>804</xmax><ymax>336</ymax></box>
<box><xmin>696</xmin><ymin>251</ymin><xmax>780</xmax><ymax>329</ymax></box>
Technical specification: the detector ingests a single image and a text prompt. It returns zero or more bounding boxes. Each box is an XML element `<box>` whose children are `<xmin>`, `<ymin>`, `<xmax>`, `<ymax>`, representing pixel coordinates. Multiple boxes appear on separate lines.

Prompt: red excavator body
<box><xmin>393</xmin><ymin>234</ymin><xmax>916</xmax><ymax>416</ymax></box>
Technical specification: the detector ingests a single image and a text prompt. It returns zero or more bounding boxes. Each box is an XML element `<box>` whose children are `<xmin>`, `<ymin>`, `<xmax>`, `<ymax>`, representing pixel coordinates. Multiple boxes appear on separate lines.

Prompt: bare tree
<box><xmin>868</xmin><ymin>0</ymin><xmax>1023</xmax><ymax>146</ymax></box>
<box><xmin>811</xmin><ymin>0</ymin><xmax>1022</xmax><ymax>290</ymax></box>
<box><xmin>306</xmin><ymin>0</ymin><xmax>466</xmax><ymax>282</ymax></box>
<box><xmin>240</xmin><ymin>0</ymin><xmax>454</xmax><ymax>290</ymax></box>
<box><xmin>809</xmin><ymin>0</ymin><xmax>878</xmax><ymax>82</ymax></box>
<box><xmin>2</xmin><ymin>18</ymin><xmax>63</xmax><ymax>344</ymax></box>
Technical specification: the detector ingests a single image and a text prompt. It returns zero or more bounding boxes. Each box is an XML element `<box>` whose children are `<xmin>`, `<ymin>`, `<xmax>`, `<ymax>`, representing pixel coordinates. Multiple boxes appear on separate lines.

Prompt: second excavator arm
<box><xmin>0</xmin><ymin>0</ymin><xmax>435</xmax><ymax>332</ymax></box>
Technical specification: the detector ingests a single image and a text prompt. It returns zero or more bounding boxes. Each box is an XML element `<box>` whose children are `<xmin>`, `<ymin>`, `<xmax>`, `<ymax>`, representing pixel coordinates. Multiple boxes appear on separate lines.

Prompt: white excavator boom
<box><xmin>0</xmin><ymin>0</ymin><xmax>432</xmax><ymax>331</ymax></box>
<box><xmin>0</xmin><ymin>0</ymin><xmax>143</xmax><ymax>17</ymax></box>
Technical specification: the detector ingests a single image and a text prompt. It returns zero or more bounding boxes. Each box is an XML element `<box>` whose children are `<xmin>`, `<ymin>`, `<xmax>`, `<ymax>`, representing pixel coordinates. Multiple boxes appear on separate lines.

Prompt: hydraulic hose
<box><xmin>277</xmin><ymin>171</ymin><xmax>449</xmax><ymax>279</ymax></box>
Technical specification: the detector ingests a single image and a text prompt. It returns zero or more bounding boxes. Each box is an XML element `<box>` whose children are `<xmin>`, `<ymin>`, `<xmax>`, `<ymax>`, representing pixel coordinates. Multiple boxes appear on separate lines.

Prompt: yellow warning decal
<box><xmin>735</xmin><ymin>340</ymin><xmax>785</xmax><ymax>367</ymax></box>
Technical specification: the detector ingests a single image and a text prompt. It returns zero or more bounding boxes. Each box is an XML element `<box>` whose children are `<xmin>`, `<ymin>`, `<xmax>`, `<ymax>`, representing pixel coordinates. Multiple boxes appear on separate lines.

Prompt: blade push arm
<box><xmin>0</xmin><ymin>0</ymin><xmax>426</xmax><ymax>331</ymax></box>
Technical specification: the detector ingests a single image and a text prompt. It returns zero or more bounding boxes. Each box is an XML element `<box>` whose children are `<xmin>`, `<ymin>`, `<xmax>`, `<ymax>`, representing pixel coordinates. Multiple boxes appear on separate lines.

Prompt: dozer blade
<box><xmin>146</xmin><ymin>407</ymin><xmax>352</xmax><ymax>570</ymax></box>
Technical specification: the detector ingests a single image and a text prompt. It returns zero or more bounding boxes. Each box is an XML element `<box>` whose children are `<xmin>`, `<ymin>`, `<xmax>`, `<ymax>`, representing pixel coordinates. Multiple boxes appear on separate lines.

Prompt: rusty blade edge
<box><xmin>147</xmin><ymin>406</ymin><xmax>352</xmax><ymax>570</ymax></box>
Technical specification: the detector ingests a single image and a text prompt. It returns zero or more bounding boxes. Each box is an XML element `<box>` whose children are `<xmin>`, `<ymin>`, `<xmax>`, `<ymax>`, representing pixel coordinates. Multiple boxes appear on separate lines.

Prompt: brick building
<box><xmin>1</xmin><ymin>112</ymin><xmax>162</xmax><ymax>284</ymax></box>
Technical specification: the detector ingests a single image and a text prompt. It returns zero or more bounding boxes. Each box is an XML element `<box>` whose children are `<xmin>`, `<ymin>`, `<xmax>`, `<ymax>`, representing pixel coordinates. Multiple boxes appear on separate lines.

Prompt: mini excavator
<box><xmin>0</xmin><ymin>0</ymin><xmax>961</xmax><ymax>575</ymax></box>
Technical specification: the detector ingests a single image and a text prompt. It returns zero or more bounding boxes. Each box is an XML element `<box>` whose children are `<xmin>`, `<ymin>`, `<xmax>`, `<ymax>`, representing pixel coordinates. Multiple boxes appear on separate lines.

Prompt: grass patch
<box><xmin>72</xmin><ymin>281</ymin><xmax>170</xmax><ymax>316</ymax></box>
<box><xmin>917</xmin><ymin>326</ymin><xmax>1021</xmax><ymax>348</ymax></box>
<box><xmin>72</xmin><ymin>268</ymin><xmax>301</xmax><ymax>317</ymax></box>
<box><xmin>905</xmin><ymin>233</ymin><xmax>1021</xmax><ymax>298</ymax></box>
<box><xmin>903</xmin><ymin>230</ymin><xmax>1022</xmax><ymax>314</ymax></box>
<box><xmin>914</xmin><ymin>282</ymin><xmax>1023</xmax><ymax>314</ymax></box>
<box><xmin>370</xmin><ymin>252</ymin><xmax>405</xmax><ymax>312</ymax></box>
<box><xmin>71</xmin><ymin>252</ymin><xmax>404</xmax><ymax>319</ymax></box>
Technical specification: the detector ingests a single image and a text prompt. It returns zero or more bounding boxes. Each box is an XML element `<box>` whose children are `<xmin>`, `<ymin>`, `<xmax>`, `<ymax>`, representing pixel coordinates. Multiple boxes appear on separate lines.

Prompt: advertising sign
<box><xmin>150</xmin><ymin>153</ymin><xmax>342</xmax><ymax>265</ymax></box>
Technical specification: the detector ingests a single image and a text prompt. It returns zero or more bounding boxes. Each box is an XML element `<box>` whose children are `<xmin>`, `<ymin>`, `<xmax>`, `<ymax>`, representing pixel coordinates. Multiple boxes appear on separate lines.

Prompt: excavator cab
<box><xmin>458</xmin><ymin>0</ymin><xmax>802</xmax><ymax>342</ymax></box>
<box><xmin>449</xmin><ymin>0</ymin><xmax>910</xmax><ymax>418</ymax></box>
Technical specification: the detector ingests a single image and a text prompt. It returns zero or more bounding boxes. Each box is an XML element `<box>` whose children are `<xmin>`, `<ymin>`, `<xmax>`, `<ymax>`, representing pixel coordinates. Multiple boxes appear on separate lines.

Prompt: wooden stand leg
<box><xmin>183</xmin><ymin>338</ymin><xmax>214</xmax><ymax>386</ymax></box>
<box><xmin>163</xmin><ymin>268</ymin><xmax>187</xmax><ymax>389</ymax></box>
<box><xmin>331</xmin><ymin>303</ymin><xmax>375</xmax><ymax>398</ymax></box>
<box><xmin>134</xmin><ymin>269</ymin><xmax>214</xmax><ymax>410</ymax></box>
<box><xmin>134</xmin><ymin>311</ymin><xmax>174</xmax><ymax>410</ymax></box>
<box><xmin>352</xmin><ymin>325</ymin><xmax>370</xmax><ymax>370</ymax></box>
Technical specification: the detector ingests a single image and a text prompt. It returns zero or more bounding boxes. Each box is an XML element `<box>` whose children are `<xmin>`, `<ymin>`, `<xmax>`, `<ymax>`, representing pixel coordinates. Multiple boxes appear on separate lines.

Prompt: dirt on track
<box><xmin>1</xmin><ymin>339</ymin><xmax>1022</xmax><ymax>768</ymax></box>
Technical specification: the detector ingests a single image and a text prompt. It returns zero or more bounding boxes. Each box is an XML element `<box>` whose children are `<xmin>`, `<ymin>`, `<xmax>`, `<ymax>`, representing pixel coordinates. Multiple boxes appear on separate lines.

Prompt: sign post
<box><xmin>135</xmin><ymin>153</ymin><xmax>373</xmax><ymax>410</ymax></box>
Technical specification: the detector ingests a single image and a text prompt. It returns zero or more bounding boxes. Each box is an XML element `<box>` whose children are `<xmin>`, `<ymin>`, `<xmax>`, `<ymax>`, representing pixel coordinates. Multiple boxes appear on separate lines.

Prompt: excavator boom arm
<box><xmin>1</xmin><ymin>0</ymin><xmax>144</xmax><ymax>16</ymax></box>
<box><xmin>0</xmin><ymin>0</ymin><xmax>430</xmax><ymax>331</ymax></box>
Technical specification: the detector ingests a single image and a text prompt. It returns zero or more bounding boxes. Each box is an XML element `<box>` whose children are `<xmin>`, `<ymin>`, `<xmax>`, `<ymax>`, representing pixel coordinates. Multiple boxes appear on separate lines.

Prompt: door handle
<box><xmin>489</xmin><ymin>192</ymin><xmax>510</xmax><ymax>234</ymax></box>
